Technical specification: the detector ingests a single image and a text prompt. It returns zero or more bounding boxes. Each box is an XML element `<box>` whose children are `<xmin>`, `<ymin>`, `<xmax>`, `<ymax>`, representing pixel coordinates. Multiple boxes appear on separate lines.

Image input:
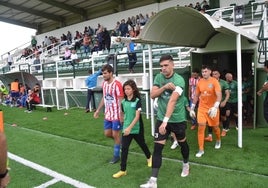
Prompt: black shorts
<box><xmin>220</xmin><ymin>103</ymin><xmax>230</xmax><ymax>116</ymax></box>
<box><xmin>229</xmin><ymin>102</ymin><xmax>238</xmax><ymax>115</ymax></box>
<box><xmin>154</xmin><ymin>120</ymin><xmax>186</xmax><ymax>141</ymax></box>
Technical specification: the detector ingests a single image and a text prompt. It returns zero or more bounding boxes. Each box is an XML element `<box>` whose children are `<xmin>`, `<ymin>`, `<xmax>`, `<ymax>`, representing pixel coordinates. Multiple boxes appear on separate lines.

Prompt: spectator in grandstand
<box><xmin>225</xmin><ymin>72</ymin><xmax>238</xmax><ymax>130</ymax></box>
<box><xmin>139</xmin><ymin>13</ymin><xmax>146</xmax><ymax>26</ymax></box>
<box><xmin>70</xmin><ymin>49</ymin><xmax>79</xmax><ymax>65</ymax></box>
<box><xmin>74</xmin><ymin>31</ymin><xmax>83</xmax><ymax>51</ymax></box>
<box><xmin>205</xmin><ymin>69</ymin><xmax>230</xmax><ymax>140</ymax></box>
<box><xmin>31</xmin><ymin>36</ymin><xmax>37</xmax><ymax>48</ymax></box>
<box><xmin>201</xmin><ymin>0</ymin><xmax>210</xmax><ymax>10</ymax></box>
<box><xmin>85</xmin><ymin>69</ymin><xmax>102</xmax><ymax>113</ymax></box>
<box><xmin>44</xmin><ymin>36</ymin><xmax>52</xmax><ymax>51</ymax></box>
<box><xmin>7</xmin><ymin>52</ymin><xmax>13</xmax><ymax>68</ymax></box>
<box><xmin>189</xmin><ymin>65</ymin><xmax>221</xmax><ymax>158</ymax></box>
<box><xmin>119</xmin><ymin>19</ymin><xmax>129</xmax><ymax>37</ymax></box>
<box><xmin>96</xmin><ymin>25</ymin><xmax>104</xmax><ymax>51</ymax></box>
<box><xmin>0</xmin><ymin>85</ymin><xmax>8</xmax><ymax>103</ymax></box>
<box><xmin>61</xmin><ymin>33</ymin><xmax>67</xmax><ymax>43</ymax></box>
<box><xmin>140</xmin><ymin>55</ymin><xmax>190</xmax><ymax>188</ymax></box>
<box><xmin>91</xmin><ymin>41</ymin><xmax>100</xmax><ymax>54</ymax></box>
<box><xmin>94</xmin><ymin>64</ymin><xmax>124</xmax><ymax>164</ymax></box>
<box><xmin>83</xmin><ymin>34</ymin><xmax>91</xmax><ymax>54</ymax></box>
<box><xmin>102</xmin><ymin>28</ymin><xmax>111</xmax><ymax>53</ymax></box>
<box><xmin>114</xmin><ymin>21</ymin><xmax>121</xmax><ymax>36</ymax></box>
<box><xmin>33</xmin><ymin>55</ymin><xmax>41</xmax><ymax>71</ymax></box>
<box><xmin>88</xmin><ymin>26</ymin><xmax>94</xmax><ymax>36</ymax></box>
<box><xmin>188</xmin><ymin>68</ymin><xmax>200</xmax><ymax>130</ymax></box>
<box><xmin>112</xmin><ymin>79</ymin><xmax>152</xmax><ymax>179</ymax></box>
<box><xmin>67</xmin><ymin>31</ymin><xmax>72</xmax><ymax>45</ymax></box>
<box><xmin>63</xmin><ymin>47</ymin><xmax>71</xmax><ymax>60</ymax></box>
<box><xmin>0</xmin><ymin>132</ymin><xmax>10</xmax><ymax>188</ymax></box>
<box><xmin>194</xmin><ymin>2</ymin><xmax>202</xmax><ymax>11</ymax></box>
<box><xmin>126</xmin><ymin>17</ymin><xmax>133</xmax><ymax>28</ymax></box>
<box><xmin>127</xmin><ymin>30</ymin><xmax>137</xmax><ymax>73</ymax></box>
<box><xmin>257</xmin><ymin>61</ymin><xmax>268</xmax><ymax>123</ymax></box>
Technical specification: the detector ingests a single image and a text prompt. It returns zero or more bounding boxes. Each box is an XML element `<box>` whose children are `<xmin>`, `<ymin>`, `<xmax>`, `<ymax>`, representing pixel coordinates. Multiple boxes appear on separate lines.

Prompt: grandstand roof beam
<box><xmin>0</xmin><ymin>1</ymin><xmax>65</xmax><ymax>23</ymax></box>
<box><xmin>0</xmin><ymin>16</ymin><xmax>37</xmax><ymax>30</ymax></box>
<box><xmin>38</xmin><ymin>0</ymin><xmax>88</xmax><ymax>20</ymax></box>
<box><xmin>112</xmin><ymin>0</ymin><xmax>126</xmax><ymax>11</ymax></box>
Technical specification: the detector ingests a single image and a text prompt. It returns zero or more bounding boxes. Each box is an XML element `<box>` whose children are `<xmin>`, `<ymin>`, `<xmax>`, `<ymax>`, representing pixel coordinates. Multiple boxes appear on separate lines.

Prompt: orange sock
<box><xmin>0</xmin><ymin>111</ymin><xmax>3</xmax><ymax>133</ymax></box>
<box><xmin>198</xmin><ymin>125</ymin><xmax>206</xmax><ymax>151</ymax></box>
<box><xmin>213</xmin><ymin>126</ymin><xmax>221</xmax><ymax>141</ymax></box>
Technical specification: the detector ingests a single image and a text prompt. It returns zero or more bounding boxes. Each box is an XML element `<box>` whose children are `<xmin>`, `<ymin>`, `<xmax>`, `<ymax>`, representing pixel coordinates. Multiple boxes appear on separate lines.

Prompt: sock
<box><xmin>207</xmin><ymin>126</ymin><xmax>213</xmax><ymax>135</ymax></box>
<box><xmin>213</xmin><ymin>126</ymin><xmax>221</xmax><ymax>141</ymax></box>
<box><xmin>198</xmin><ymin>125</ymin><xmax>206</xmax><ymax>151</ymax></box>
<box><xmin>178</xmin><ymin>140</ymin><xmax>189</xmax><ymax>163</ymax></box>
<box><xmin>114</xmin><ymin>144</ymin><xmax>120</xmax><ymax>157</ymax></box>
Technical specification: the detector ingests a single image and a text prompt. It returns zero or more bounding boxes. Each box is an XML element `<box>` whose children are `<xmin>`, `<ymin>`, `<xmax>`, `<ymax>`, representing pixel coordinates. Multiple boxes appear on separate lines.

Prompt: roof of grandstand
<box><xmin>0</xmin><ymin>0</ymin><xmax>159</xmax><ymax>34</ymax></box>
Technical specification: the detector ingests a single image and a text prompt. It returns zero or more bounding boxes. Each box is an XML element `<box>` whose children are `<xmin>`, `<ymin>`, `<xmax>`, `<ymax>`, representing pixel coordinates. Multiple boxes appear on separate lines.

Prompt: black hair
<box><xmin>201</xmin><ymin>64</ymin><xmax>212</xmax><ymax>70</ymax></box>
<box><xmin>159</xmin><ymin>54</ymin><xmax>173</xmax><ymax>63</ymax></box>
<box><xmin>101</xmin><ymin>64</ymin><xmax>114</xmax><ymax>73</ymax></box>
<box><xmin>123</xmin><ymin>79</ymin><xmax>141</xmax><ymax>100</ymax></box>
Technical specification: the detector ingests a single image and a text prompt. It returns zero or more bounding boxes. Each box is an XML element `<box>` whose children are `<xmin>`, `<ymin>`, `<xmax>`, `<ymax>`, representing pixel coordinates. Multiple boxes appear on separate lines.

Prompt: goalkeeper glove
<box><xmin>208</xmin><ymin>102</ymin><xmax>220</xmax><ymax>118</ymax></box>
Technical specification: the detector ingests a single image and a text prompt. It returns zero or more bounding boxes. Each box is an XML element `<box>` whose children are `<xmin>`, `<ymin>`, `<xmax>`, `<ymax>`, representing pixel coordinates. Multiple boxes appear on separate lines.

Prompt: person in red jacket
<box><xmin>25</xmin><ymin>89</ymin><xmax>40</xmax><ymax>113</ymax></box>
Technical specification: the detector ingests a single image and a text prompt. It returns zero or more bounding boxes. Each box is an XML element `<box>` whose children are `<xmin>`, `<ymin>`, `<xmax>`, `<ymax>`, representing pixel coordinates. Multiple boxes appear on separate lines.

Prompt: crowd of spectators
<box><xmin>25</xmin><ymin>11</ymin><xmax>156</xmax><ymax>60</ymax></box>
<box><xmin>184</xmin><ymin>0</ymin><xmax>210</xmax><ymax>11</ymax></box>
<box><xmin>8</xmin><ymin>2</ymin><xmax>208</xmax><ymax>67</ymax></box>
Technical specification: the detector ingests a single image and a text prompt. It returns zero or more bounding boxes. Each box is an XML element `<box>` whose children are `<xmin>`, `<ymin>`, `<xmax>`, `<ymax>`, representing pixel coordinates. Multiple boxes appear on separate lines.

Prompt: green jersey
<box><xmin>219</xmin><ymin>79</ymin><xmax>229</xmax><ymax>102</ymax></box>
<box><xmin>121</xmin><ymin>97</ymin><xmax>142</xmax><ymax>134</ymax></box>
<box><xmin>153</xmin><ymin>72</ymin><xmax>186</xmax><ymax>123</ymax></box>
<box><xmin>227</xmin><ymin>80</ymin><xmax>238</xmax><ymax>103</ymax></box>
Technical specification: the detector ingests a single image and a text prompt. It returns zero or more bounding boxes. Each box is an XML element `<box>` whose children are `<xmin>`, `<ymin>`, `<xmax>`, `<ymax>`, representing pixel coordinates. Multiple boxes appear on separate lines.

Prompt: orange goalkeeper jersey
<box><xmin>196</xmin><ymin>77</ymin><xmax>221</xmax><ymax>111</ymax></box>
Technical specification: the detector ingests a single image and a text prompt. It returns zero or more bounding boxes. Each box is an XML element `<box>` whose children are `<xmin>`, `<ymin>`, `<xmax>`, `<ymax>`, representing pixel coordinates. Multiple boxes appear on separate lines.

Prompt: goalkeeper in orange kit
<box><xmin>189</xmin><ymin>65</ymin><xmax>222</xmax><ymax>158</ymax></box>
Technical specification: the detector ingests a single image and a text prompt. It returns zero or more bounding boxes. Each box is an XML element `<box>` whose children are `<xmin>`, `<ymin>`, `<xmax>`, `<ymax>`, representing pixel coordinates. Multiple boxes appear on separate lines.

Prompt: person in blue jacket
<box><xmin>85</xmin><ymin>69</ymin><xmax>102</xmax><ymax>113</ymax></box>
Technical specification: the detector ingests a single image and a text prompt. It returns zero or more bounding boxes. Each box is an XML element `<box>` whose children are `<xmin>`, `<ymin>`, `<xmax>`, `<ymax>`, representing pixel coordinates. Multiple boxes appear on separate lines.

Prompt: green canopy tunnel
<box><xmin>0</xmin><ymin>72</ymin><xmax>39</xmax><ymax>89</ymax></box>
<box><xmin>135</xmin><ymin>6</ymin><xmax>259</xmax><ymax>148</ymax></box>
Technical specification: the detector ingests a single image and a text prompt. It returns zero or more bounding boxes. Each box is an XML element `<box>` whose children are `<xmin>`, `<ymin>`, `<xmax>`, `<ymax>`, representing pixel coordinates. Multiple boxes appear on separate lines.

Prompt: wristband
<box><xmin>214</xmin><ymin>101</ymin><xmax>220</xmax><ymax>108</ymax></box>
<box><xmin>163</xmin><ymin>117</ymin><xmax>169</xmax><ymax>123</ymax></box>
<box><xmin>191</xmin><ymin>103</ymin><xmax>196</xmax><ymax>110</ymax></box>
<box><xmin>0</xmin><ymin>169</ymin><xmax>8</xmax><ymax>179</ymax></box>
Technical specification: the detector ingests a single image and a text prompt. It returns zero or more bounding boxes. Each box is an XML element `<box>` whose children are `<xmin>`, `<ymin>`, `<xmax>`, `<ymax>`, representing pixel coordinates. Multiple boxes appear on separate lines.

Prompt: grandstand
<box><xmin>0</xmin><ymin>0</ymin><xmax>267</xmax><ymax>131</ymax></box>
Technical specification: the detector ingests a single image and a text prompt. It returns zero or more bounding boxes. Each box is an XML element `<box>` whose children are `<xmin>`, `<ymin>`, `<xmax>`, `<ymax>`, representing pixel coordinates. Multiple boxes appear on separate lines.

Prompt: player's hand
<box><xmin>93</xmin><ymin>110</ymin><xmax>99</xmax><ymax>118</ymax></box>
<box><xmin>123</xmin><ymin>127</ymin><xmax>131</xmax><ymax>136</ymax></box>
<box><xmin>208</xmin><ymin>107</ymin><xmax>217</xmax><ymax>118</ymax></box>
<box><xmin>159</xmin><ymin>123</ymin><xmax>167</xmax><ymax>135</ymax></box>
<box><xmin>189</xmin><ymin>110</ymin><xmax>196</xmax><ymax>118</ymax></box>
<box><xmin>164</xmin><ymin>82</ymin><xmax>175</xmax><ymax>90</ymax></box>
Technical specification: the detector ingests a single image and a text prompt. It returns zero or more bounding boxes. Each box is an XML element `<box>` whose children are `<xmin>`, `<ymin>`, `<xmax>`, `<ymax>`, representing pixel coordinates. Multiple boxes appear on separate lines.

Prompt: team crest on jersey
<box><xmin>154</xmin><ymin>133</ymin><xmax>159</xmax><ymax>138</ymax></box>
<box><xmin>208</xmin><ymin>83</ymin><xmax>213</xmax><ymax>88</ymax></box>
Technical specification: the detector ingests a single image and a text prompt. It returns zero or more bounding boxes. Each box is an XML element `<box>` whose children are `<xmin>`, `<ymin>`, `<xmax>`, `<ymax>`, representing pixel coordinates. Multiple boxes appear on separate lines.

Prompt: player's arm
<box><xmin>257</xmin><ymin>82</ymin><xmax>268</xmax><ymax>96</ymax></box>
<box><xmin>94</xmin><ymin>97</ymin><xmax>104</xmax><ymax>118</ymax></box>
<box><xmin>221</xmin><ymin>89</ymin><xmax>230</xmax><ymax>107</ymax></box>
<box><xmin>159</xmin><ymin>86</ymin><xmax>183</xmax><ymax>135</ymax></box>
<box><xmin>150</xmin><ymin>83</ymin><xmax>175</xmax><ymax>99</ymax></box>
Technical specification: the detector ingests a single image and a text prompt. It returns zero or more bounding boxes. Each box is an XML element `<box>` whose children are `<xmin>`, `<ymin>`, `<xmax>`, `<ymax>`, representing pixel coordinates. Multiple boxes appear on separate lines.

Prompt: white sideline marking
<box><xmin>8</xmin><ymin>153</ymin><xmax>95</xmax><ymax>188</ymax></box>
<box><xmin>34</xmin><ymin>178</ymin><xmax>60</xmax><ymax>188</ymax></box>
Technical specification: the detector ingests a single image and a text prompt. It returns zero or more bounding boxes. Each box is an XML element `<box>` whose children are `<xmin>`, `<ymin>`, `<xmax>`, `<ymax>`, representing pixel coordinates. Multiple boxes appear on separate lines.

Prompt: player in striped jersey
<box><xmin>94</xmin><ymin>64</ymin><xmax>124</xmax><ymax>164</ymax></box>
